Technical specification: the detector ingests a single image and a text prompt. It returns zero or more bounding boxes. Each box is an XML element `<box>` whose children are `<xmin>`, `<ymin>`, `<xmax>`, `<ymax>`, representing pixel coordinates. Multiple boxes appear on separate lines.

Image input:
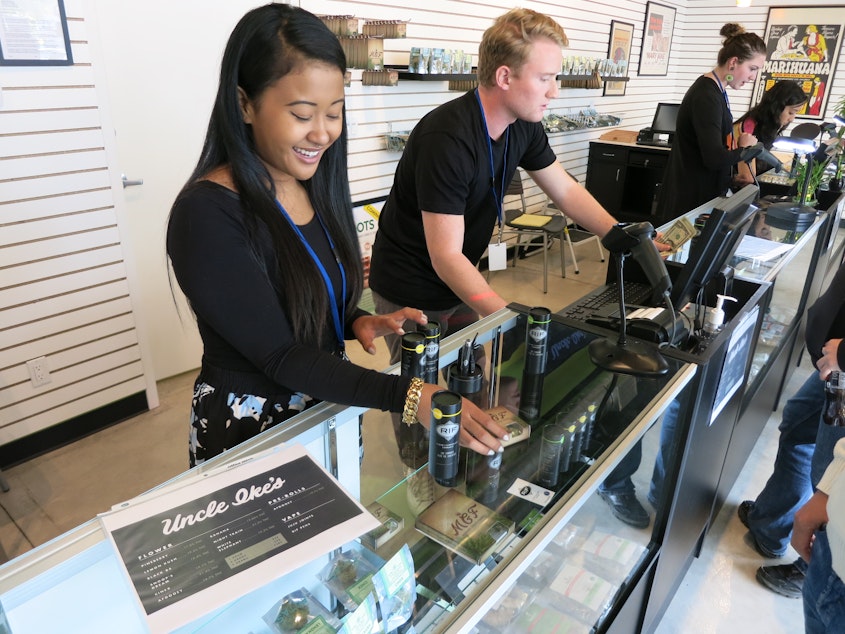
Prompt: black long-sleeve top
<box><xmin>166</xmin><ymin>180</ymin><xmax>409</xmax><ymax>412</ymax></box>
<box><xmin>657</xmin><ymin>75</ymin><xmax>747</xmax><ymax>218</ymax></box>
<box><xmin>806</xmin><ymin>255</ymin><xmax>845</xmax><ymax>369</ymax></box>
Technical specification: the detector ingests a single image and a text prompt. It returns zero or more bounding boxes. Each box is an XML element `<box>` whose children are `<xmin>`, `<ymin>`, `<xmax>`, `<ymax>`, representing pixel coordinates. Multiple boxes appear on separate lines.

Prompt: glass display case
<box><xmin>658</xmin><ymin>194</ymin><xmax>830</xmax><ymax>402</ymax></box>
<box><xmin>0</xmin><ymin>308</ymin><xmax>695</xmax><ymax>634</ymax></box>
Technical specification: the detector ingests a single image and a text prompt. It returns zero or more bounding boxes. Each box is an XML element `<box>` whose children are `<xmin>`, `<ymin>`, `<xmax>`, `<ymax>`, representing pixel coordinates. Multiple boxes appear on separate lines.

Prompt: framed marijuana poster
<box><xmin>750</xmin><ymin>6</ymin><xmax>845</xmax><ymax>120</ymax></box>
<box><xmin>605</xmin><ymin>20</ymin><xmax>634</xmax><ymax>96</ymax></box>
<box><xmin>638</xmin><ymin>2</ymin><xmax>675</xmax><ymax>76</ymax></box>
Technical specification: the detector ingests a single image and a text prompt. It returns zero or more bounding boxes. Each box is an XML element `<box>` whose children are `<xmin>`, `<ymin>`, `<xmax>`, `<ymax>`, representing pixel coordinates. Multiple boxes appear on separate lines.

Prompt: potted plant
<box><xmin>794</xmin><ymin>96</ymin><xmax>845</xmax><ymax>203</ymax></box>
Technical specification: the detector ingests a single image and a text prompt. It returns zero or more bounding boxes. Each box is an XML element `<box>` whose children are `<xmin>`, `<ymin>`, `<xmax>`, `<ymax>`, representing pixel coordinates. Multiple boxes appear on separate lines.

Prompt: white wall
<box><xmin>0</xmin><ymin>0</ymin><xmax>157</xmax><ymax>447</ymax></box>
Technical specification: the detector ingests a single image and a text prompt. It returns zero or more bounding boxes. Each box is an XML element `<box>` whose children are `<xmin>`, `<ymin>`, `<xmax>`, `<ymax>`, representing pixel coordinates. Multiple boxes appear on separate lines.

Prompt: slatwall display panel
<box><xmin>5</xmin><ymin>313</ymin><xmax>138</xmax><ymax>382</ymax></box>
<box><xmin>0</xmin><ymin>4</ymin><xmax>149</xmax><ymax>447</ymax></box>
<box><xmin>319</xmin><ymin>0</ymin><xmax>689</xmax><ymax>211</ymax></box>
<box><xmin>1</xmin><ymin>333</ymin><xmax>142</xmax><ymax>410</ymax></box>
<box><xmin>2</xmin><ymin>366</ymin><xmax>147</xmax><ymax>445</ymax></box>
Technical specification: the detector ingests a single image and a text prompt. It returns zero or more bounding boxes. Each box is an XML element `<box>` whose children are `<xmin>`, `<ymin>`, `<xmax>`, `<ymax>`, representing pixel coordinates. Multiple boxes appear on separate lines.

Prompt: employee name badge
<box><xmin>488</xmin><ymin>226</ymin><xmax>507</xmax><ymax>271</ymax></box>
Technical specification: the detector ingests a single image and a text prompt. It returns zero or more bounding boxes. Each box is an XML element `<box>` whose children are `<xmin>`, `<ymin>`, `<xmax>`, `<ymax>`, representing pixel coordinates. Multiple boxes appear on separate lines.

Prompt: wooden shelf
<box><xmin>386</xmin><ymin>65</ymin><xmax>475</xmax><ymax>81</ymax></box>
<box><xmin>385</xmin><ymin>67</ymin><xmax>629</xmax><ymax>83</ymax></box>
<box><xmin>562</xmin><ymin>74</ymin><xmax>629</xmax><ymax>82</ymax></box>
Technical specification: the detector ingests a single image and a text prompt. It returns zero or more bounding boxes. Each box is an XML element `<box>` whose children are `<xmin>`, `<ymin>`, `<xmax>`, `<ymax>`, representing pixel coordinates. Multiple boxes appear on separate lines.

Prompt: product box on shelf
<box><xmin>360</xmin><ymin>501</ymin><xmax>404</xmax><ymax>550</ymax></box>
<box><xmin>415</xmin><ymin>489</ymin><xmax>513</xmax><ymax>565</ymax></box>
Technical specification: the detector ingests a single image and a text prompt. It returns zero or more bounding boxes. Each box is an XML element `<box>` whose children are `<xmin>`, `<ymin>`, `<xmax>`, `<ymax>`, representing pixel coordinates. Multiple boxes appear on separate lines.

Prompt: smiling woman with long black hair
<box><xmin>166</xmin><ymin>4</ymin><xmax>506</xmax><ymax>467</ymax></box>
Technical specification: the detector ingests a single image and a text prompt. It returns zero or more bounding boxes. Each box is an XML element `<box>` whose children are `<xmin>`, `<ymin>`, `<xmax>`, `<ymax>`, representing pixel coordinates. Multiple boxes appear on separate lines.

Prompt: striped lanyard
<box><xmin>275</xmin><ymin>200</ymin><xmax>347</xmax><ymax>356</ymax></box>
<box><xmin>475</xmin><ymin>89</ymin><xmax>510</xmax><ymax>241</ymax></box>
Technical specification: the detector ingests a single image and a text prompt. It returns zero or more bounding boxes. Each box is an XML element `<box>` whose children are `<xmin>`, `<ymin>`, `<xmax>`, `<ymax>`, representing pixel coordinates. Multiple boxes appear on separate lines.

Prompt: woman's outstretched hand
<box><xmin>415</xmin><ymin>383</ymin><xmax>509</xmax><ymax>455</ymax></box>
<box><xmin>352</xmin><ymin>308</ymin><xmax>428</xmax><ymax>355</ymax></box>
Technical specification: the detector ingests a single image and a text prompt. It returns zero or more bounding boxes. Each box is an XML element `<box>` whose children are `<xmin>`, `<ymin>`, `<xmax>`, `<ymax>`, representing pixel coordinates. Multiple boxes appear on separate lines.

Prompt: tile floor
<box><xmin>0</xmin><ymin>235</ymin><xmax>808</xmax><ymax>632</ymax></box>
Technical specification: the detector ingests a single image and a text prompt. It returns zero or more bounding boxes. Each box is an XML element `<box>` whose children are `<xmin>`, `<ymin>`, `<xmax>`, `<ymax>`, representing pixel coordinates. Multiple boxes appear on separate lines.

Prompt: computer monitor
<box><xmin>668</xmin><ymin>184</ymin><xmax>760</xmax><ymax>311</ymax></box>
<box><xmin>651</xmin><ymin>102</ymin><xmax>680</xmax><ymax>140</ymax></box>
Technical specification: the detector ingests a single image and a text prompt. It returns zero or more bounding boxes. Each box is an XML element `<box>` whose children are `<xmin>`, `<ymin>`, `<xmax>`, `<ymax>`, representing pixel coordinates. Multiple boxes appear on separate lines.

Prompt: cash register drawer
<box><xmin>589</xmin><ymin>144</ymin><xmax>627</xmax><ymax>164</ymax></box>
<box><xmin>629</xmin><ymin>150</ymin><xmax>668</xmax><ymax>169</ymax></box>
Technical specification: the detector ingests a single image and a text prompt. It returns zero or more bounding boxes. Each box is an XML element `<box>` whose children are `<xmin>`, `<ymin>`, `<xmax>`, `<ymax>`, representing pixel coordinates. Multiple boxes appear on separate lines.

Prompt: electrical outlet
<box><xmin>26</xmin><ymin>357</ymin><xmax>51</xmax><ymax>387</ymax></box>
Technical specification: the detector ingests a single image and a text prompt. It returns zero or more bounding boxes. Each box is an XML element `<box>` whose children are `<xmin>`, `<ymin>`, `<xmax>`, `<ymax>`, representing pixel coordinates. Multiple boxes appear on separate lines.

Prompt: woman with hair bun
<box><xmin>656</xmin><ymin>23</ymin><xmax>766</xmax><ymax>218</ymax></box>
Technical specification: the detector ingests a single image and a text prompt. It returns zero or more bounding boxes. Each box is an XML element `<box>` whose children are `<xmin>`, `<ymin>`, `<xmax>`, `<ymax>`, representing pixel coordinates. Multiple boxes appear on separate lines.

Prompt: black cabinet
<box><xmin>586</xmin><ymin>141</ymin><xmax>671</xmax><ymax>225</ymax></box>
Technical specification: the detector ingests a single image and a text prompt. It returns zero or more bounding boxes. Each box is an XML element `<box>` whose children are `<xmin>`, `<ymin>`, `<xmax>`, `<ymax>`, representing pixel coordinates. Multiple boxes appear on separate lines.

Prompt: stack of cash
<box><xmin>657</xmin><ymin>216</ymin><xmax>696</xmax><ymax>252</ymax></box>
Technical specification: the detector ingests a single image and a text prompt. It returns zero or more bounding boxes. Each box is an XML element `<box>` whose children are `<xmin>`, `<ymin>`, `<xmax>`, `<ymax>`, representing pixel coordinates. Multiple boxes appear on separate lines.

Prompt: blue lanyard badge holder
<box><xmin>476</xmin><ymin>89</ymin><xmax>510</xmax><ymax>271</ymax></box>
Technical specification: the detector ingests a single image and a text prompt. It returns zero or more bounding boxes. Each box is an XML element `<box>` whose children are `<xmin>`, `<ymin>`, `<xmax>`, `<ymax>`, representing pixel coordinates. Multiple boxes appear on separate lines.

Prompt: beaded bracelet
<box><xmin>402</xmin><ymin>377</ymin><xmax>424</xmax><ymax>426</ymax></box>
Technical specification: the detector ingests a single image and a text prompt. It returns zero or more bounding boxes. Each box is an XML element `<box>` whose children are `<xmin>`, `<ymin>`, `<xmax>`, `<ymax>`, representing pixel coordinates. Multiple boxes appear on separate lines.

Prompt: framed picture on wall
<box><xmin>0</xmin><ymin>0</ymin><xmax>73</xmax><ymax>66</ymax></box>
<box><xmin>604</xmin><ymin>20</ymin><xmax>634</xmax><ymax>96</ymax></box>
<box><xmin>638</xmin><ymin>1</ymin><xmax>676</xmax><ymax>76</ymax></box>
<box><xmin>749</xmin><ymin>5</ymin><xmax>845</xmax><ymax>120</ymax></box>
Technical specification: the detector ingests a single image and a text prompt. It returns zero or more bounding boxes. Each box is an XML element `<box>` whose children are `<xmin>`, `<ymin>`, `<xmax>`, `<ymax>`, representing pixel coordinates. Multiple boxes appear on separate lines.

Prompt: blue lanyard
<box><xmin>475</xmin><ymin>89</ymin><xmax>509</xmax><ymax>238</ymax></box>
<box><xmin>711</xmin><ymin>72</ymin><xmax>734</xmax><ymax>148</ymax></box>
<box><xmin>275</xmin><ymin>200</ymin><xmax>347</xmax><ymax>354</ymax></box>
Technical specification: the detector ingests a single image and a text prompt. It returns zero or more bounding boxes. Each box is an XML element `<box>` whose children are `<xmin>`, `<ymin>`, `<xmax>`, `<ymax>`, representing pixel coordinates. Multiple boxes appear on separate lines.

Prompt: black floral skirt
<box><xmin>188</xmin><ymin>368</ymin><xmax>315</xmax><ymax>468</ymax></box>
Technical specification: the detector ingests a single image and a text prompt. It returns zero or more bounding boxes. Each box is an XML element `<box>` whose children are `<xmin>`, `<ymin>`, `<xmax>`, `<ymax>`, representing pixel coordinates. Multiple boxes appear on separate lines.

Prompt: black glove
<box><xmin>601</xmin><ymin>223</ymin><xmax>643</xmax><ymax>254</ymax></box>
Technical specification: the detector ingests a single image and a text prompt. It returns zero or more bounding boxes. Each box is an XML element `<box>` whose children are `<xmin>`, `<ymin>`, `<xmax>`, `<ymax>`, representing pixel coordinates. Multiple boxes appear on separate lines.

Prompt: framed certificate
<box><xmin>0</xmin><ymin>0</ymin><xmax>73</xmax><ymax>66</ymax></box>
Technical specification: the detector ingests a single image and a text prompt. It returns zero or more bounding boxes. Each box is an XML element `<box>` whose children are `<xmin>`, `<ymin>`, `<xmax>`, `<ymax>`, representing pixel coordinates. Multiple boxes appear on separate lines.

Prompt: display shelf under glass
<box><xmin>0</xmin><ymin>309</ymin><xmax>695</xmax><ymax>634</ymax></box>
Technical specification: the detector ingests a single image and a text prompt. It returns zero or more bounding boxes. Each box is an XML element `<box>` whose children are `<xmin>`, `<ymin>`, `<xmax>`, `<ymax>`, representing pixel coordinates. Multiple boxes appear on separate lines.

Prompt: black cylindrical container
<box><xmin>571</xmin><ymin>416</ymin><xmax>586</xmax><ymax>466</ymax></box>
<box><xmin>400</xmin><ymin>332</ymin><xmax>427</xmax><ymax>379</ymax></box>
<box><xmin>447</xmin><ymin>361</ymin><xmax>484</xmax><ymax>407</ymax></box>
<box><xmin>566</xmin><ymin>420</ymin><xmax>583</xmax><ymax>464</ymax></box>
<box><xmin>418</xmin><ymin>321</ymin><xmax>441</xmax><ymax>384</ymax></box>
<box><xmin>557</xmin><ymin>424</ymin><xmax>574</xmax><ymax>474</ymax></box>
<box><xmin>399</xmin><ymin>332</ymin><xmax>429</xmax><ymax>466</ymax></box>
<box><xmin>520</xmin><ymin>307</ymin><xmax>551</xmax><ymax>421</ymax></box>
<box><xmin>429</xmin><ymin>390</ymin><xmax>462</xmax><ymax>487</ymax></box>
<box><xmin>538</xmin><ymin>423</ymin><xmax>567</xmax><ymax>488</ymax></box>
<box><xmin>466</xmin><ymin>451</ymin><xmax>502</xmax><ymax>504</ymax></box>
<box><xmin>575</xmin><ymin>414</ymin><xmax>592</xmax><ymax>455</ymax></box>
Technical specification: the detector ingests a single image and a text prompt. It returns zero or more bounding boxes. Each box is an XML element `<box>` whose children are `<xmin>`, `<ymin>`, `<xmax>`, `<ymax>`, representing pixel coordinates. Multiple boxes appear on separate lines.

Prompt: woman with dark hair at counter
<box><xmin>733</xmin><ymin>80</ymin><xmax>808</xmax><ymax>186</ymax></box>
<box><xmin>656</xmin><ymin>23</ymin><xmax>766</xmax><ymax>219</ymax></box>
<box><xmin>166</xmin><ymin>4</ymin><xmax>507</xmax><ymax>467</ymax></box>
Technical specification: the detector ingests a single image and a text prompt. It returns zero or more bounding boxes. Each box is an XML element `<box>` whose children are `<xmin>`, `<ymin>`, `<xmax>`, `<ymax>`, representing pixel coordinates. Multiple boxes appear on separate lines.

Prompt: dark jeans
<box><xmin>747</xmin><ymin>372</ymin><xmax>825</xmax><ymax>556</ymax></box>
<box><xmin>599</xmin><ymin>397</ymin><xmax>680</xmax><ymax>506</ymax></box>
<box><xmin>803</xmin><ymin>529</ymin><xmax>845</xmax><ymax>634</ymax></box>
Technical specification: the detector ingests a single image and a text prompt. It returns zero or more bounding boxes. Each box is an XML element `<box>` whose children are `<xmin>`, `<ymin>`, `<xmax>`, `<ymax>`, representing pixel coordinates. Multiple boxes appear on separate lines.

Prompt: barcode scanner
<box><xmin>602</xmin><ymin>222</ymin><xmax>672</xmax><ymax>298</ymax></box>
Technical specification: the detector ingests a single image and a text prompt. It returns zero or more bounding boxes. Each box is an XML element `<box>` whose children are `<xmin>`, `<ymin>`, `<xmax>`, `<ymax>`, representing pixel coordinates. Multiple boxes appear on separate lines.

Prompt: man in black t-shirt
<box><xmin>369</xmin><ymin>8</ymin><xmax>621</xmax><ymax>359</ymax></box>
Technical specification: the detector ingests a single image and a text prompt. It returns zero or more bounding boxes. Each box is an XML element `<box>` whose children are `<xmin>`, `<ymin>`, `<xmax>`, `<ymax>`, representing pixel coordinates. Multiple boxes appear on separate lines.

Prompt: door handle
<box><xmin>121</xmin><ymin>174</ymin><xmax>144</xmax><ymax>188</ymax></box>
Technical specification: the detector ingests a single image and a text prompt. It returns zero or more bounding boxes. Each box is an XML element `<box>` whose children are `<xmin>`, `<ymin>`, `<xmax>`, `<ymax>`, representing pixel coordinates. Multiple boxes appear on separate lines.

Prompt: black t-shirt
<box><xmin>657</xmin><ymin>75</ymin><xmax>745</xmax><ymax>218</ymax></box>
<box><xmin>369</xmin><ymin>90</ymin><xmax>557</xmax><ymax>310</ymax></box>
<box><xmin>167</xmin><ymin>181</ymin><xmax>407</xmax><ymax>412</ymax></box>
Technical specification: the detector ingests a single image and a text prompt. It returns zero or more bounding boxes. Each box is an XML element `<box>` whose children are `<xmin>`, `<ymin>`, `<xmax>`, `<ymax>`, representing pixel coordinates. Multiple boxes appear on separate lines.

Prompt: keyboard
<box><xmin>561</xmin><ymin>281</ymin><xmax>654</xmax><ymax>322</ymax></box>
<box><xmin>635</xmin><ymin>140</ymin><xmax>670</xmax><ymax>148</ymax></box>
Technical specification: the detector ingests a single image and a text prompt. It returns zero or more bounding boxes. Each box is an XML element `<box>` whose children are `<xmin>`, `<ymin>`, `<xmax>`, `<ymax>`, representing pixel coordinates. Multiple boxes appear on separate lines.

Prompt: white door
<box><xmin>87</xmin><ymin>0</ymin><xmax>258</xmax><ymax>380</ymax></box>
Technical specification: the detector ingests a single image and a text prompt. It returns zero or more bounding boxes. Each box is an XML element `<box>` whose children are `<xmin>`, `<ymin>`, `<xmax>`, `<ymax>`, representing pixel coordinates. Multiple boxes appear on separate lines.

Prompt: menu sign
<box><xmin>100</xmin><ymin>444</ymin><xmax>377</xmax><ymax>632</ymax></box>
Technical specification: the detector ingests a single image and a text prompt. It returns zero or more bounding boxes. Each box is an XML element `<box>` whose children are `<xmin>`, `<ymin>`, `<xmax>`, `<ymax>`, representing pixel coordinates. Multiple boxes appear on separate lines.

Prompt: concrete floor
<box><xmin>0</xmin><ymin>234</ymin><xmax>807</xmax><ymax>632</ymax></box>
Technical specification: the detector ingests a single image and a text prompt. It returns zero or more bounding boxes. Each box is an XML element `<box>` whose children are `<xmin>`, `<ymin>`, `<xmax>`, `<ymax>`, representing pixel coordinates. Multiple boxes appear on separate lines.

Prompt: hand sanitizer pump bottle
<box><xmin>703</xmin><ymin>294</ymin><xmax>737</xmax><ymax>336</ymax></box>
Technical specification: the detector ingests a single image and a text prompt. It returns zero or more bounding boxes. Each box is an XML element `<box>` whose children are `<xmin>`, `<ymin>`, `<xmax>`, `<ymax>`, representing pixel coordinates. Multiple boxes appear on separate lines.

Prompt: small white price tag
<box><xmin>487</xmin><ymin>241</ymin><xmax>508</xmax><ymax>271</ymax></box>
<box><xmin>507</xmin><ymin>477</ymin><xmax>555</xmax><ymax>507</ymax></box>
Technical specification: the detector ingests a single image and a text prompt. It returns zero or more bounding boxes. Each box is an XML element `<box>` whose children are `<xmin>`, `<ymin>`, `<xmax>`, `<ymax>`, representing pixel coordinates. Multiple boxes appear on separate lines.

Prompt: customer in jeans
<box><xmin>792</xmin><ymin>436</ymin><xmax>845</xmax><ymax>632</ymax></box>
<box><xmin>739</xmin><ymin>256</ymin><xmax>845</xmax><ymax>597</ymax></box>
